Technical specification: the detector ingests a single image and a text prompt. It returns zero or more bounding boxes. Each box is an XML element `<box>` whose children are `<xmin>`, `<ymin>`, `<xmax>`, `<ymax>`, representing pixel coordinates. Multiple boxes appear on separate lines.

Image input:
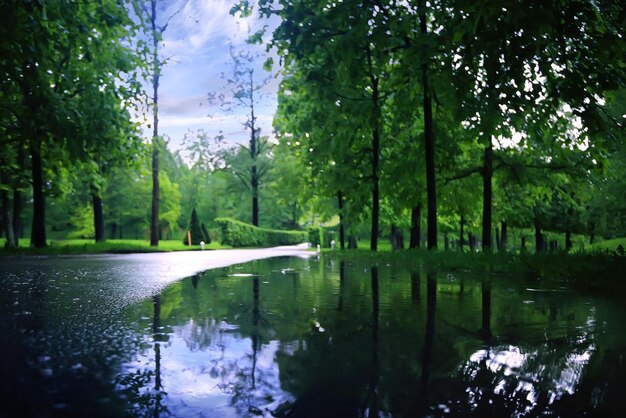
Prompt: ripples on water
<box><xmin>1</xmin><ymin>254</ymin><xmax>625</xmax><ymax>417</ymax></box>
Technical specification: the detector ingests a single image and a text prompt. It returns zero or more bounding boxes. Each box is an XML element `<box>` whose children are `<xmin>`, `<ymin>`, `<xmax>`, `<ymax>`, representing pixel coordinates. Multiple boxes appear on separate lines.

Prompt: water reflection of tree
<box><xmin>451</xmin><ymin>312</ymin><xmax>600</xmax><ymax>417</ymax></box>
<box><xmin>359</xmin><ymin>266</ymin><xmax>380</xmax><ymax>417</ymax></box>
<box><xmin>337</xmin><ymin>261</ymin><xmax>345</xmax><ymax>312</ymax></box>
<box><xmin>212</xmin><ymin>275</ymin><xmax>287</xmax><ymax>416</ymax></box>
<box><xmin>114</xmin><ymin>257</ymin><xmax>622</xmax><ymax>417</ymax></box>
<box><xmin>116</xmin><ymin>294</ymin><xmax>169</xmax><ymax>418</ymax></box>
<box><xmin>479</xmin><ymin>277</ymin><xmax>492</xmax><ymax>341</ymax></box>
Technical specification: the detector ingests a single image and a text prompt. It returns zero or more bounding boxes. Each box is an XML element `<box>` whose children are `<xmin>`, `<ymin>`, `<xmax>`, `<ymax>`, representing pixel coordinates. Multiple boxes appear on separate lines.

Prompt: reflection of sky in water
<box><xmin>5</xmin><ymin>255</ymin><xmax>623</xmax><ymax>417</ymax></box>
<box><xmin>463</xmin><ymin>322</ymin><xmax>595</xmax><ymax>417</ymax></box>
<box><xmin>120</xmin><ymin>319</ymin><xmax>292</xmax><ymax>417</ymax></box>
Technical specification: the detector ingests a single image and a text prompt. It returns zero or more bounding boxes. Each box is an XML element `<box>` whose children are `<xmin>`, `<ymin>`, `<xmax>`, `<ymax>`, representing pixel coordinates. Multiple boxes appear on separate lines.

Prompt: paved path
<box><xmin>0</xmin><ymin>244</ymin><xmax>315</xmax><ymax>309</ymax></box>
<box><xmin>115</xmin><ymin>243</ymin><xmax>315</xmax><ymax>281</ymax></box>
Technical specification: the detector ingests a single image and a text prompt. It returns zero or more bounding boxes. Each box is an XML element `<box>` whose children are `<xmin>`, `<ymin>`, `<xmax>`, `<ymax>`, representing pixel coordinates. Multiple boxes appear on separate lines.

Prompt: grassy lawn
<box><xmin>0</xmin><ymin>238</ymin><xmax>230</xmax><ymax>255</ymax></box>
<box><xmin>591</xmin><ymin>237</ymin><xmax>626</xmax><ymax>253</ymax></box>
<box><xmin>1</xmin><ymin>235</ymin><xmax>624</xmax><ymax>257</ymax></box>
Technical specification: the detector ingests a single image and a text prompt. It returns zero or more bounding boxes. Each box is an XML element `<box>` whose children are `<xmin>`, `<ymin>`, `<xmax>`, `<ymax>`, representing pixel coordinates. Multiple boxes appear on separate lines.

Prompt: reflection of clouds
<box><xmin>461</xmin><ymin>340</ymin><xmax>595</xmax><ymax>417</ymax></box>
<box><xmin>122</xmin><ymin>318</ymin><xmax>292</xmax><ymax>417</ymax></box>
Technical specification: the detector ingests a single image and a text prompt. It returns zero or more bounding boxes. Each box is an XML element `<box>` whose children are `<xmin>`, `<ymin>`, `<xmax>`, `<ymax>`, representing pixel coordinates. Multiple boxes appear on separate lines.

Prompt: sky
<box><xmin>140</xmin><ymin>0</ymin><xmax>281</xmax><ymax>154</ymax></box>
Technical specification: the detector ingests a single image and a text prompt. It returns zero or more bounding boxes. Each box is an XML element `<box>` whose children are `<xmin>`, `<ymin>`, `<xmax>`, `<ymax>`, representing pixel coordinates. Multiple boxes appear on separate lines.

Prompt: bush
<box><xmin>308</xmin><ymin>225</ymin><xmax>340</xmax><ymax>248</ymax></box>
<box><xmin>215</xmin><ymin>218</ymin><xmax>308</xmax><ymax>247</ymax></box>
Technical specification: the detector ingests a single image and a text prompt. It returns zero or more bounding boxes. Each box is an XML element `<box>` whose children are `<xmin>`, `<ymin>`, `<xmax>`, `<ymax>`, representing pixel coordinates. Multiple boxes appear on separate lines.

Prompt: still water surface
<box><xmin>1</xmin><ymin>254</ymin><xmax>624</xmax><ymax>417</ymax></box>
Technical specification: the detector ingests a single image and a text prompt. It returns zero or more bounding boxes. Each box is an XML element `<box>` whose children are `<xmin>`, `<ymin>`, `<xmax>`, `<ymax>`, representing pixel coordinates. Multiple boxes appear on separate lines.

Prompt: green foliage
<box><xmin>215</xmin><ymin>218</ymin><xmax>307</xmax><ymax>247</ymax></box>
<box><xmin>307</xmin><ymin>226</ymin><xmax>323</xmax><ymax>247</ymax></box>
<box><xmin>201</xmin><ymin>223</ymin><xmax>212</xmax><ymax>245</ymax></box>
<box><xmin>67</xmin><ymin>205</ymin><xmax>95</xmax><ymax>240</ymax></box>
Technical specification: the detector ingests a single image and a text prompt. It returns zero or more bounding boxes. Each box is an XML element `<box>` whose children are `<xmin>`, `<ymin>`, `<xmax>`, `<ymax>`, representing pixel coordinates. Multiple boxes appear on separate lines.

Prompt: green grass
<box><xmin>356</xmin><ymin>239</ymin><xmax>393</xmax><ymax>251</ymax></box>
<box><xmin>0</xmin><ymin>238</ymin><xmax>230</xmax><ymax>255</ymax></box>
<box><xmin>327</xmin><ymin>246</ymin><xmax>626</xmax><ymax>293</ymax></box>
<box><xmin>591</xmin><ymin>237</ymin><xmax>626</xmax><ymax>253</ymax></box>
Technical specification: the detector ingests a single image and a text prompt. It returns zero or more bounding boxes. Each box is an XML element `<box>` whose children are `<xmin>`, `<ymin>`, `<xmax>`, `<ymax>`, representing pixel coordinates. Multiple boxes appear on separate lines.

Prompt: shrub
<box><xmin>201</xmin><ymin>222</ymin><xmax>211</xmax><ymax>244</ymax></box>
<box><xmin>215</xmin><ymin>218</ymin><xmax>308</xmax><ymax>247</ymax></box>
<box><xmin>307</xmin><ymin>225</ymin><xmax>340</xmax><ymax>248</ymax></box>
<box><xmin>182</xmin><ymin>208</ymin><xmax>206</xmax><ymax>245</ymax></box>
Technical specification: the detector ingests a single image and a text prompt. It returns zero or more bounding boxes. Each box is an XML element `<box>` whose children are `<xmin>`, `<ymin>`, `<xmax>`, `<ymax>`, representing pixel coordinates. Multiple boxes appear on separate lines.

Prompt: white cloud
<box><xmin>161</xmin><ymin>0</ymin><xmax>262</xmax><ymax>58</ymax></box>
<box><xmin>138</xmin><ymin>1</ymin><xmax>281</xmax><ymax>152</ymax></box>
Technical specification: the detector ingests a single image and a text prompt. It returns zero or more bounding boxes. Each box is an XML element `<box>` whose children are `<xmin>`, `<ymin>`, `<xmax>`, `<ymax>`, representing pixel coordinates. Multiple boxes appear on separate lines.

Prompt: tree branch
<box><xmin>442</xmin><ymin>166</ymin><xmax>482</xmax><ymax>183</ymax></box>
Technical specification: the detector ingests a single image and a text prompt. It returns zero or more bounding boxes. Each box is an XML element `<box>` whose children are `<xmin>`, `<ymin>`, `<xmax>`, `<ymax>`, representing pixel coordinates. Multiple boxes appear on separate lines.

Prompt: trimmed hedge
<box><xmin>308</xmin><ymin>225</ymin><xmax>340</xmax><ymax>248</ymax></box>
<box><xmin>215</xmin><ymin>218</ymin><xmax>308</xmax><ymax>247</ymax></box>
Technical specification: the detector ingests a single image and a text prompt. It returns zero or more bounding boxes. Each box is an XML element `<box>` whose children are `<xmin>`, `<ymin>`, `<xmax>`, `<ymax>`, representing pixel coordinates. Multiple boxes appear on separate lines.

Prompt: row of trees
<box><xmin>0</xmin><ymin>0</ymin><xmax>292</xmax><ymax>247</ymax></box>
<box><xmin>1</xmin><ymin>1</ymin><xmax>624</xmax><ymax>250</ymax></box>
<box><xmin>0</xmin><ymin>0</ymin><xmax>148</xmax><ymax>248</ymax></box>
<box><xmin>237</xmin><ymin>0</ymin><xmax>626</xmax><ymax>251</ymax></box>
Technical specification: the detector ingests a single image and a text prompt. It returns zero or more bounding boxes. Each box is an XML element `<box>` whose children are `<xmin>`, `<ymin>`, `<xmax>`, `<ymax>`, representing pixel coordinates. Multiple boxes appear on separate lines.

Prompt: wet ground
<box><xmin>1</xmin><ymin>249</ymin><xmax>625</xmax><ymax>417</ymax></box>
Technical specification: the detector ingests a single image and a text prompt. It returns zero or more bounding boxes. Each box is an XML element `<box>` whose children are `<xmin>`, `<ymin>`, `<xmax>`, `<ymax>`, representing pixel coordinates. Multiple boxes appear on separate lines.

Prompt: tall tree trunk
<box><xmin>459</xmin><ymin>215</ymin><xmax>465</xmax><ymax>252</ymax></box>
<box><xmin>337</xmin><ymin>191</ymin><xmax>345</xmax><ymax>250</ymax></box>
<box><xmin>565</xmin><ymin>230</ymin><xmax>572</xmax><ymax>251</ymax></box>
<box><xmin>367</xmin><ymin>50</ymin><xmax>380</xmax><ymax>252</ymax></box>
<box><xmin>149</xmin><ymin>0</ymin><xmax>160</xmax><ymax>247</ymax></box>
<box><xmin>250</xmin><ymin>68</ymin><xmax>260</xmax><ymax>227</ymax></box>
<box><xmin>1</xmin><ymin>176</ymin><xmax>17</xmax><ymax>248</ymax></box>
<box><xmin>421</xmin><ymin>8</ymin><xmax>437</xmax><ymax>250</ymax></box>
<box><xmin>12</xmin><ymin>188</ymin><xmax>22</xmax><ymax>241</ymax></box>
<box><xmin>535</xmin><ymin>223</ymin><xmax>543</xmax><ymax>253</ymax></box>
<box><xmin>91</xmin><ymin>188</ymin><xmax>105</xmax><ymax>243</ymax></box>
<box><xmin>469</xmin><ymin>233</ymin><xmax>476</xmax><ymax>252</ymax></box>
<box><xmin>410</xmin><ymin>203</ymin><xmax>421</xmax><ymax>249</ymax></box>
<box><xmin>500</xmin><ymin>221</ymin><xmax>508</xmax><ymax>252</ymax></box>
<box><xmin>251</xmin><ymin>165</ymin><xmax>259</xmax><ymax>226</ymax></box>
<box><xmin>30</xmin><ymin>139</ymin><xmax>46</xmax><ymax>248</ymax></box>
<box><xmin>390</xmin><ymin>224</ymin><xmax>399</xmax><ymax>251</ymax></box>
<box><xmin>495</xmin><ymin>227</ymin><xmax>501</xmax><ymax>250</ymax></box>
<box><xmin>481</xmin><ymin>143</ymin><xmax>493</xmax><ymax>252</ymax></box>
<box><xmin>110</xmin><ymin>223</ymin><xmax>117</xmax><ymax>240</ymax></box>
<box><xmin>12</xmin><ymin>144</ymin><xmax>25</xmax><ymax>243</ymax></box>
<box><xmin>370</xmin><ymin>126</ymin><xmax>380</xmax><ymax>252</ymax></box>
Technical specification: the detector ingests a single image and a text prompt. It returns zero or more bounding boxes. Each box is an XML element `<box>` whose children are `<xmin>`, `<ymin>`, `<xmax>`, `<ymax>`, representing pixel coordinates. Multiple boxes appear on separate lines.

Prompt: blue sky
<box><xmin>142</xmin><ymin>0</ymin><xmax>280</xmax><ymax>154</ymax></box>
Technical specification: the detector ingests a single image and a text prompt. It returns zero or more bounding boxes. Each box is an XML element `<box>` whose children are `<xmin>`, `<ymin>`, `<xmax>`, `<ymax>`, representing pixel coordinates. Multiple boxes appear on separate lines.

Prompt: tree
<box><xmin>450</xmin><ymin>0</ymin><xmax>626</xmax><ymax>252</ymax></box>
<box><xmin>0</xmin><ymin>0</ymin><xmax>144</xmax><ymax>247</ymax></box>
<box><xmin>144</xmin><ymin>0</ymin><xmax>181</xmax><ymax>246</ymax></box>
<box><xmin>207</xmin><ymin>12</ymin><xmax>274</xmax><ymax>227</ymax></box>
<box><xmin>183</xmin><ymin>207</ymin><xmax>205</xmax><ymax>245</ymax></box>
<box><xmin>263</xmin><ymin>0</ymin><xmax>407</xmax><ymax>250</ymax></box>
